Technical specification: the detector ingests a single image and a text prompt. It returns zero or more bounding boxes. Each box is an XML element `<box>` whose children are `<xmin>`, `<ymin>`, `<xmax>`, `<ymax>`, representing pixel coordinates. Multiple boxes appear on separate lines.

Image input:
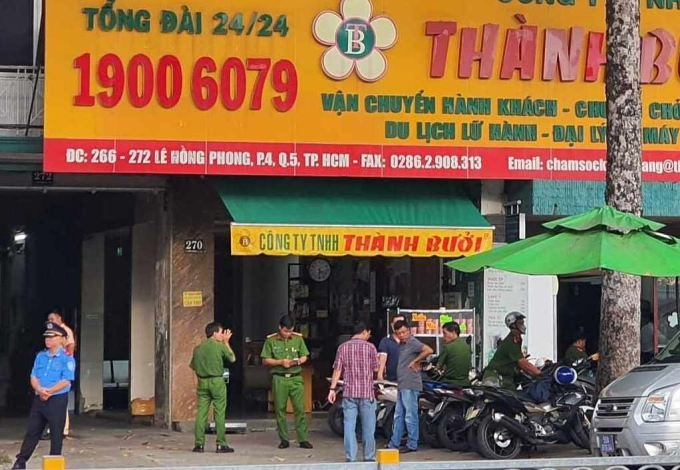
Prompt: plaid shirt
<box><xmin>333</xmin><ymin>337</ymin><xmax>379</xmax><ymax>399</ymax></box>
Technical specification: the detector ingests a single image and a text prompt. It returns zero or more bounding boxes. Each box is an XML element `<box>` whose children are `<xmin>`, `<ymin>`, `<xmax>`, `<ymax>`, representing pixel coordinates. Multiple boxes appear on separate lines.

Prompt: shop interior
<box><xmin>556</xmin><ymin>275</ymin><xmax>660</xmax><ymax>358</ymax></box>
<box><xmin>0</xmin><ymin>189</ymin><xmax>136</xmax><ymax>416</ymax></box>
<box><xmin>212</xmin><ymin>246</ymin><xmax>480</xmax><ymax>415</ymax></box>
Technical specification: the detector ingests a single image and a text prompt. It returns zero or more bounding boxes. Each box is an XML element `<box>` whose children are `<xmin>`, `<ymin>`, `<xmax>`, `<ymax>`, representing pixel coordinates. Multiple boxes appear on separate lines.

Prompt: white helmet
<box><xmin>505</xmin><ymin>311</ymin><xmax>526</xmax><ymax>334</ymax></box>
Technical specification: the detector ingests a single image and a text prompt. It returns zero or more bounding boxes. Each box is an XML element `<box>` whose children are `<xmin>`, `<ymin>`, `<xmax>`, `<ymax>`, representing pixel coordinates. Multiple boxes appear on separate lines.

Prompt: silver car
<box><xmin>591</xmin><ymin>332</ymin><xmax>680</xmax><ymax>457</ymax></box>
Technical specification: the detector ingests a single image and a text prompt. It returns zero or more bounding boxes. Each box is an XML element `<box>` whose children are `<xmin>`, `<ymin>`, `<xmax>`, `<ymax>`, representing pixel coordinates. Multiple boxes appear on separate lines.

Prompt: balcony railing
<box><xmin>0</xmin><ymin>66</ymin><xmax>43</xmax><ymax>138</ymax></box>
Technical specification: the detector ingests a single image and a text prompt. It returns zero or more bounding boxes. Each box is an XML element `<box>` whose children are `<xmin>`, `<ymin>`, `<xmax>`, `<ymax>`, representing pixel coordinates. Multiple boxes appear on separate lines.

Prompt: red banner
<box><xmin>44</xmin><ymin>138</ymin><xmax>680</xmax><ymax>182</ymax></box>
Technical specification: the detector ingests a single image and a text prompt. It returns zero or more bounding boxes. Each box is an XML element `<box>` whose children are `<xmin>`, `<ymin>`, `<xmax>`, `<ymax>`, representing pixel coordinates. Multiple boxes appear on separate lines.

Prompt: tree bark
<box><xmin>596</xmin><ymin>0</ymin><xmax>643</xmax><ymax>396</ymax></box>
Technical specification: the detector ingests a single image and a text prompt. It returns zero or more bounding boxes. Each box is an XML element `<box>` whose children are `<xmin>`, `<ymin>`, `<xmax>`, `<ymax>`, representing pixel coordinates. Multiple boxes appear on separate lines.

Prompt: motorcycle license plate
<box><xmin>466</xmin><ymin>407</ymin><xmax>480</xmax><ymax>421</ymax></box>
<box><xmin>600</xmin><ymin>435</ymin><xmax>615</xmax><ymax>454</ymax></box>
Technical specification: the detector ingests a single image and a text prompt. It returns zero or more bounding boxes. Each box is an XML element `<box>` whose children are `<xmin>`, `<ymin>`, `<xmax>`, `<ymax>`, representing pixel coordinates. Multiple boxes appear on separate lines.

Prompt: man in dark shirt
<box><xmin>377</xmin><ymin>314</ymin><xmax>405</xmax><ymax>381</ymax></box>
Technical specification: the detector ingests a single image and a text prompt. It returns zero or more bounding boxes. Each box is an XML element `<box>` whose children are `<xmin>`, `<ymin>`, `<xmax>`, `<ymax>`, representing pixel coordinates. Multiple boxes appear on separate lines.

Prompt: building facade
<box><xmin>0</xmin><ymin>0</ymin><xmax>678</xmax><ymax>428</ymax></box>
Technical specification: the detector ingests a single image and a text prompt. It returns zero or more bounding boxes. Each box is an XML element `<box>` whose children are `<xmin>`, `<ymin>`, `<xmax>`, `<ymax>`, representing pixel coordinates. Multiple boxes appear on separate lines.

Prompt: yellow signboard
<box><xmin>231</xmin><ymin>225</ymin><xmax>493</xmax><ymax>257</ymax></box>
<box><xmin>45</xmin><ymin>0</ymin><xmax>680</xmax><ymax>181</ymax></box>
<box><xmin>182</xmin><ymin>291</ymin><xmax>203</xmax><ymax>307</ymax></box>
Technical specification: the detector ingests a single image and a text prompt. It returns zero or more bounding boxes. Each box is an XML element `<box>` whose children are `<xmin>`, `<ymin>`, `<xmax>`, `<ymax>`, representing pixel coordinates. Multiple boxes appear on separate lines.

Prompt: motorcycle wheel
<box><xmin>476</xmin><ymin>414</ymin><xmax>522</xmax><ymax>460</ymax></box>
<box><xmin>436</xmin><ymin>407</ymin><xmax>469</xmax><ymax>452</ymax></box>
<box><xmin>382</xmin><ymin>407</ymin><xmax>394</xmax><ymax>442</ymax></box>
<box><xmin>327</xmin><ymin>400</ymin><xmax>364</xmax><ymax>440</ymax></box>
<box><xmin>419</xmin><ymin>413</ymin><xmax>442</xmax><ymax>448</ymax></box>
<box><xmin>327</xmin><ymin>401</ymin><xmax>345</xmax><ymax>437</ymax></box>
<box><xmin>570</xmin><ymin>408</ymin><xmax>592</xmax><ymax>451</ymax></box>
<box><xmin>382</xmin><ymin>408</ymin><xmax>410</xmax><ymax>445</ymax></box>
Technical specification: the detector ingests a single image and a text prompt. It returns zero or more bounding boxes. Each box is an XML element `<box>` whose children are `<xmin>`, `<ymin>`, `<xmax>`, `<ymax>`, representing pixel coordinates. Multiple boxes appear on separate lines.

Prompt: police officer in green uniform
<box><xmin>261</xmin><ymin>315</ymin><xmax>313</xmax><ymax>449</ymax></box>
<box><xmin>437</xmin><ymin>322</ymin><xmax>472</xmax><ymax>386</ymax></box>
<box><xmin>190</xmin><ymin>322</ymin><xmax>236</xmax><ymax>453</ymax></box>
<box><xmin>483</xmin><ymin>312</ymin><xmax>541</xmax><ymax>390</ymax></box>
<box><xmin>564</xmin><ymin>327</ymin><xmax>600</xmax><ymax>364</ymax></box>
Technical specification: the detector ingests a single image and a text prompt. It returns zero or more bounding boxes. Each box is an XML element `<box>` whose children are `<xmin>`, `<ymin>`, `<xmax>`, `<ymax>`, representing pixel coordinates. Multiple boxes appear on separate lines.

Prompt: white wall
<box><xmin>482</xmin><ymin>269</ymin><xmax>557</xmax><ymax>366</ymax></box>
<box><xmin>131</xmin><ymin>223</ymin><xmax>156</xmax><ymax>400</ymax></box>
<box><xmin>480</xmin><ymin>180</ymin><xmax>505</xmax><ymax>215</ymax></box>
<box><xmin>79</xmin><ymin>233</ymin><xmax>105</xmax><ymax>411</ymax></box>
<box><xmin>527</xmin><ymin>275</ymin><xmax>559</xmax><ymax>362</ymax></box>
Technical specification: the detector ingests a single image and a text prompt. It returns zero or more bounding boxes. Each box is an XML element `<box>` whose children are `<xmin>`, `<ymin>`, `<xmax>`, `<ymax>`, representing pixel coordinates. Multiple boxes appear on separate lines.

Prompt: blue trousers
<box><xmin>342</xmin><ymin>398</ymin><xmax>377</xmax><ymax>462</ymax></box>
<box><xmin>388</xmin><ymin>389</ymin><xmax>419</xmax><ymax>450</ymax></box>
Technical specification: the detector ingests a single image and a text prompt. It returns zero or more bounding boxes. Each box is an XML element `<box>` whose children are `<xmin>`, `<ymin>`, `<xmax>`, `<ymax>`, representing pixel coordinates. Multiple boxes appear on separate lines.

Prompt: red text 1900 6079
<box><xmin>73</xmin><ymin>53</ymin><xmax>298</xmax><ymax>112</ymax></box>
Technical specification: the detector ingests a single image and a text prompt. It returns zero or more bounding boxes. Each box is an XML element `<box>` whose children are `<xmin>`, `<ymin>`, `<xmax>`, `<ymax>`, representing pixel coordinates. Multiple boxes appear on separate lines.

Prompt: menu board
<box><xmin>482</xmin><ymin>269</ymin><xmax>528</xmax><ymax>367</ymax></box>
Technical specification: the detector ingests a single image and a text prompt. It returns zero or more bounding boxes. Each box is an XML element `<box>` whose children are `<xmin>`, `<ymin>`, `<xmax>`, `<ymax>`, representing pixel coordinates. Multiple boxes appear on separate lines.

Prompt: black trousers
<box><xmin>16</xmin><ymin>394</ymin><xmax>68</xmax><ymax>463</ymax></box>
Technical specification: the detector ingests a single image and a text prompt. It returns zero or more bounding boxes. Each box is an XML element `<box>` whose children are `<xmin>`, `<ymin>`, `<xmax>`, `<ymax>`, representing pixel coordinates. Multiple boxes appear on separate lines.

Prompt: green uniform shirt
<box><xmin>437</xmin><ymin>337</ymin><xmax>472</xmax><ymax>386</ymax></box>
<box><xmin>190</xmin><ymin>338</ymin><xmax>235</xmax><ymax>378</ymax></box>
<box><xmin>261</xmin><ymin>333</ymin><xmax>310</xmax><ymax>375</ymax></box>
<box><xmin>486</xmin><ymin>332</ymin><xmax>523</xmax><ymax>379</ymax></box>
<box><xmin>564</xmin><ymin>344</ymin><xmax>587</xmax><ymax>363</ymax></box>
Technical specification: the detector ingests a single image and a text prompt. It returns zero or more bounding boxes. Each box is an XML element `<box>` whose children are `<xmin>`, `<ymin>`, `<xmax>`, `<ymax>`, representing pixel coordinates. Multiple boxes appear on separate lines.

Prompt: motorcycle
<box><xmin>469</xmin><ymin>363</ymin><xmax>592</xmax><ymax>459</ymax></box>
<box><xmin>565</xmin><ymin>357</ymin><xmax>597</xmax><ymax>450</ymax></box>
<box><xmin>326</xmin><ymin>378</ymin><xmax>398</xmax><ymax>439</ymax></box>
<box><xmin>381</xmin><ymin>358</ymin><xmax>458</xmax><ymax>447</ymax></box>
<box><xmin>427</xmin><ymin>368</ymin><xmax>482</xmax><ymax>451</ymax></box>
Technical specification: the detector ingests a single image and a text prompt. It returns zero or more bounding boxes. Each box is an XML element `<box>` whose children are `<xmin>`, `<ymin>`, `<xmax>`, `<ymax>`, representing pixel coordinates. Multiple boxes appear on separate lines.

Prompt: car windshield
<box><xmin>651</xmin><ymin>331</ymin><xmax>680</xmax><ymax>364</ymax></box>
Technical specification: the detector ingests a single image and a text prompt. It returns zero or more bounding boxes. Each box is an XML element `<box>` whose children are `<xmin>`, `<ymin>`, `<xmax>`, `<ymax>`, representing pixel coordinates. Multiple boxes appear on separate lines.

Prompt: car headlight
<box><xmin>642</xmin><ymin>387</ymin><xmax>680</xmax><ymax>422</ymax></box>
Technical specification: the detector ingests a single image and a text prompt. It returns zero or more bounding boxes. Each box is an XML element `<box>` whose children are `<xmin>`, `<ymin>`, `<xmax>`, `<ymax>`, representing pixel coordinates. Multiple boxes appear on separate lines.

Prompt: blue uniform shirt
<box><xmin>31</xmin><ymin>347</ymin><xmax>76</xmax><ymax>395</ymax></box>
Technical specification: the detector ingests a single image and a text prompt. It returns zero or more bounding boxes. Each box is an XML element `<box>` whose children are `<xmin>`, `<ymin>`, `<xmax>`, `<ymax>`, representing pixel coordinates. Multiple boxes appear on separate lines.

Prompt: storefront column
<box><xmin>153</xmin><ymin>193</ymin><xmax>171</xmax><ymax>427</ymax></box>
<box><xmin>169</xmin><ymin>179</ymin><xmax>217</xmax><ymax>426</ymax></box>
<box><xmin>79</xmin><ymin>233</ymin><xmax>105</xmax><ymax>412</ymax></box>
<box><xmin>130</xmin><ymin>194</ymin><xmax>162</xmax><ymax>414</ymax></box>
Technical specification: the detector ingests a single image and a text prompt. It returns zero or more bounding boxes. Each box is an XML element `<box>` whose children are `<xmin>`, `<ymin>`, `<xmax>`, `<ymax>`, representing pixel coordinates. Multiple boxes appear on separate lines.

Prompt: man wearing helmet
<box><xmin>483</xmin><ymin>312</ymin><xmax>541</xmax><ymax>390</ymax></box>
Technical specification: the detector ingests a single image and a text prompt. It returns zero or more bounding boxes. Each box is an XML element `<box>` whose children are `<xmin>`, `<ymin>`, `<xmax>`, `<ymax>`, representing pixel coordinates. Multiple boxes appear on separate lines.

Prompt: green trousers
<box><xmin>195</xmin><ymin>377</ymin><xmax>227</xmax><ymax>446</ymax></box>
<box><xmin>272</xmin><ymin>375</ymin><xmax>308</xmax><ymax>442</ymax></box>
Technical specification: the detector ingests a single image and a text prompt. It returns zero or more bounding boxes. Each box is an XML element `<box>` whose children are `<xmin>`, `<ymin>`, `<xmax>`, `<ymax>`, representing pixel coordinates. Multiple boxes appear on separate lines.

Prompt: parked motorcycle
<box><xmin>431</xmin><ymin>368</ymin><xmax>483</xmax><ymax>452</ymax></box>
<box><xmin>419</xmin><ymin>378</ymin><xmax>457</xmax><ymax>448</ymax></box>
<box><xmin>381</xmin><ymin>358</ymin><xmax>455</xmax><ymax>447</ymax></box>
<box><xmin>326</xmin><ymin>378</ymin><xmax>398</xmax><ymax>439</ymax></box>
<box><xmin>565</xmin><ymin>357</ymin><xmax>597</xmax><ymax>450</ymax></box>
<box><xmin>470</xmin><ymin>364</ymin><xmax>591</xmax><ymax>459</ymax></box>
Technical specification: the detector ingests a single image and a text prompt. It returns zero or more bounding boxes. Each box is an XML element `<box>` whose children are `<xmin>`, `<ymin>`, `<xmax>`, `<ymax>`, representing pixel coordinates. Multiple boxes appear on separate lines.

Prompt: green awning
<box><xmin>447</xmin><ymin>206</ymin><xmax>680</xmax><ymax>277</ymax></box>
<box><xmin>215</xmin><ymin>177</ymin><xmax>493</xmax><ymax>257</ymax></box>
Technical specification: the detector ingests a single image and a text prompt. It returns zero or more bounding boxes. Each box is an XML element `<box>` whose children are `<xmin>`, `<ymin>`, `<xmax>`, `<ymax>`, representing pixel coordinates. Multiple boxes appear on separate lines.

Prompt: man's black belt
<box><xmin>272</xmin><ymin>372</ymin><xmax>301</xmax><ymax>378</ymax></box>
<box><xmin>198</xmin><ymin>375</ymin><xmax>223</xmax><ymax>379</ymax></box>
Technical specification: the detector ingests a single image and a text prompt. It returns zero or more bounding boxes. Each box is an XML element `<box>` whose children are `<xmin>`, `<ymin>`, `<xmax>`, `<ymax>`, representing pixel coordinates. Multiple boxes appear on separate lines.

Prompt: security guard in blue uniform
<box><xmin>12</xmin><ymin>323</ymin><xmax>76</xmax><ymax>470</ymax></box>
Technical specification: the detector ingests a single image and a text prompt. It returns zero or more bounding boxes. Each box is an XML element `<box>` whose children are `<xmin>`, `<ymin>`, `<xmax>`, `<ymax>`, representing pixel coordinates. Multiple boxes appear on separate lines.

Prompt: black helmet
<box><xmin>572</xmin><ymin>327</ymin><xmax>587</xmax><ymax>343</ymax></box>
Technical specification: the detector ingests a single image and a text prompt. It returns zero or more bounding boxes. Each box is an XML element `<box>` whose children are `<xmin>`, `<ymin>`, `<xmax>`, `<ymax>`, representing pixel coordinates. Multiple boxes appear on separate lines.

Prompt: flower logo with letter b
<box><xmin>313</xmin><ymin>0</ymin><xmax>397</xmax><ymax>82</ymax></box>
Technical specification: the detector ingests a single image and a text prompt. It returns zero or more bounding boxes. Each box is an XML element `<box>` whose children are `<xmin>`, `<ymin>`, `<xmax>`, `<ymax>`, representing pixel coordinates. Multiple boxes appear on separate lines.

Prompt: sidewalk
<box><xmin>0</xmin><ymin>415</ymin><xmax>592</xmax><ymax>469</ymax></box>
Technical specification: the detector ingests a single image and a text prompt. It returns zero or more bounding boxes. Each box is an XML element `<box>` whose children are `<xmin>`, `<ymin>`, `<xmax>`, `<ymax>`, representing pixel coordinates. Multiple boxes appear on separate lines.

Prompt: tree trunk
<box><xmin>596</xmin><ymin>0</ymin><xmax>643</xmax><ymax>396</ymax></box>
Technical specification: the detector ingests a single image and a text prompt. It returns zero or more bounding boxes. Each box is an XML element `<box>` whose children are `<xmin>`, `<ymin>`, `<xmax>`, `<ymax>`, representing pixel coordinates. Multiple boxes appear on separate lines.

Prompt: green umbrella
<box><xmin>446</xmin><ymin>206</ymin><xmax>680</xmax><ymax>277</ymax></box>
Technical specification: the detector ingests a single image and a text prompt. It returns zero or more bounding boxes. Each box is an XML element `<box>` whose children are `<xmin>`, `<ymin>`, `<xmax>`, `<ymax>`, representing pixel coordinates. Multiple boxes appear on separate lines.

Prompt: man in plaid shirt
<box><xmin>328</xmin><ymin>322</ymin><xmax>379</xmax><ymax>462</ymax></box>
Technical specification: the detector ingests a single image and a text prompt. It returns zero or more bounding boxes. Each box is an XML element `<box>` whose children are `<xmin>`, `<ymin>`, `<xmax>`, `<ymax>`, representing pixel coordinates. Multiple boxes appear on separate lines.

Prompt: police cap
<box><xmin>44</xmin><ymin>322</ymin><xmax>67</xmax><ymax>338</ymax></box>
